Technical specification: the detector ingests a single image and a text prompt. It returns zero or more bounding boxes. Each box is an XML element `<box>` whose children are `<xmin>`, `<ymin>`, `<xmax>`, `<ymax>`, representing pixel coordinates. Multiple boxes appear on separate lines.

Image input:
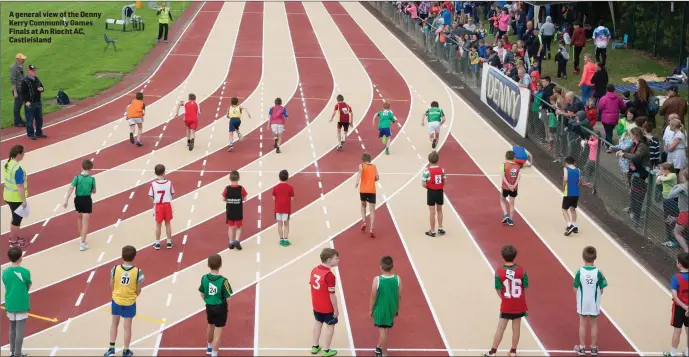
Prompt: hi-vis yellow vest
<box><xmin>3</xmin><ymin>160</ymin><xmax>27</xmax><ymax>202</ymax></box>
<box><xmin>112</xmin><ymin>265</ymin><xmax>139</xmax><ymax>306</ymax></box>
<box><xmin>158</xmin><ymin>7</ymin><xmax>170</xmax><ymax>24</ymax></box>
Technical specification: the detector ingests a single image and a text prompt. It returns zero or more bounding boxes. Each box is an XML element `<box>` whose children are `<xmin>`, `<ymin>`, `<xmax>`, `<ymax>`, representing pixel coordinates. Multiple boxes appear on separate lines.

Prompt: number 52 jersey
<box><xmin>495</xmin><ymin>264</ymin><xmax>529</xmax><ymax>314</ymax></box>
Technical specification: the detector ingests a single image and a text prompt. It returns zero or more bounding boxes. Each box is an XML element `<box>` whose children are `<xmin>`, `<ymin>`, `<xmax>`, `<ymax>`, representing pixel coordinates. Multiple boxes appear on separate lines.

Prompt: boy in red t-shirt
<box><xmin>272</xmin><ymin>169</ymin><xmax>295</xmax><ymax>247</ymax></box>
<box><xmin>329</xmin><ymin>94</ymin><xmax>353</xmax><ymax>150</ymax></box>
<box><xmin>485</xmin><ymin>245</ymin><xmax>529</xmax><ymax>357</ymax></box>
<box><xmin>309</xmin><ymin>248</ymin><xmax>340</xmax><ymax>357</ymax></box>
<box><xmin>178</xmin><ymin>93</ymin><xmax>201</xmax><ymax>151</ymax></box>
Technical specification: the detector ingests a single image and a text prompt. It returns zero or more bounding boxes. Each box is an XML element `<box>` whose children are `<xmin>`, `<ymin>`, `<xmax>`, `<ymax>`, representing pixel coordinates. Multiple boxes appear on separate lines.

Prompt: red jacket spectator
<box><xmin>597</xmin><ymin>90</ymin><xmax>627</xmax><ymax>125</ymax></box>
<box><xmin>571</xmin><ymin>26</ymin><xmax>586</xmax><ymax>47</ymax></box>
<box><xmin>585</xmin><ymin>106</ymin><xmax>598</xmax><ymax>127</ymax></box>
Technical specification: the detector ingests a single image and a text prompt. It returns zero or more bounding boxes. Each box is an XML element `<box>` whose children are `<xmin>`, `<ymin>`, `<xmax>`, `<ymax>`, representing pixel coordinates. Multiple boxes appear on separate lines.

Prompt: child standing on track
<box><xmin>227</xmin><ymin>97</ymin><xmax>251</xmax><ymax>152</ymax></box>
<box><xmin>421</xmin><ymin>151</ymin><xmax>446</xmax><ymax>237</ymax></box>
<box><xmin>421</xmin><ymin>101</ymin><xmax>445</xmax><ymax>149</ymax></box>
<box><xmin>63</xmin><ymin>159</ymin><xmax>97</xmax><ymax>251</ymax></box>
<box><xmin>105</xmin><ymin>245</ymin><xmax>144</xmax><ymax>357</ymax></box>
<box><xmin>573</xmin><ymin>246</ymin><xmax>608</xmax><ymax>356</ymax></box>
<box><xmin>369</xmin><ymin>255</ymin><xmax>401</xmax><ymax>357</ymax></box>
<box><xmin>200</xmin><ymin>254</ymin><xmax>233</xmax><ymax>357</ymax></box>
<box><xmin>126</xmin><ymin>92</ymin><xmax>145</xmax><ymax>147</ymax></box>
<box><xmin>500</xmin><ymin>151</ymin><xmax>521</xmax><ymax>226</ymax></box>
<box><xmin>356</xmin><ymin>152</ymin><xmax>379</xmax><ymax>238</ymax></box>
<box><xmin>178</xmin><ymin>93</ymin><xmax>201</xmax><ymax>151</ymax></box>
<box><xmin>562</xmin><ymin>156</ymin><xmax>582</xmax><ymax>236</ymax></box>
<box><xmin>223</xmin><ymin>170</ymin><xmax>247</xmax><ymax>251</ymax></box>
<box><xmin>149</xmin><ymin>164</ymin><xmax>175</xmax><ymax>250</ymax></box>
<box><xmin>310</xmin><ymin>248</ymin><xmax>340</xmax><ymax>357</ymax></box>
<box><xmin>2</xmin><ymin>246</ymin><xmax>31</xmax><ymax>357</ymax></box>
<box><xmin>273</xmin><ymin>169</ymin><xmax>295</xmax><ymax>247</ymax></box>
<box><xmin>666</xmin><ymin>252</ymin><xmax>689</xmax><ymax>357</ymax></box>
<box><xmin>485</xmin><ymin>245</ymin><xmax>529</xmax><ymax>357</ymax></box>
<box><xmin>330</xmin><ymin>94</ymin><xmax>353</xmax><ymax>150</ymax></box>
<box><xmin>268</xmin><ymin>97</ymin><xmax>288</xmax><ymax>154</ymax></box>
<box><xmin>373</xmin><ymin>102</ymin><xmax>396</xmax><ymax>155</ymax></box>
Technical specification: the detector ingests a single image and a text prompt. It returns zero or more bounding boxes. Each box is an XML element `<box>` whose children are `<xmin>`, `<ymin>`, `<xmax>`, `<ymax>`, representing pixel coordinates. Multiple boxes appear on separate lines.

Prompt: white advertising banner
<box><xmin>480</xmin><ymin>63</ymin><xmax>531</xmax><ymax>138</ymax></box>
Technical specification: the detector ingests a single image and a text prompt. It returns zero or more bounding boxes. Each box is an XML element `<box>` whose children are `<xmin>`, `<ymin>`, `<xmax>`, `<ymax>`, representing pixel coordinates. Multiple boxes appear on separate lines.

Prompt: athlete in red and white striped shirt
<box><xmin>148</xmin><ymin>164</ymin><xmax>175</xmax><ymax>250</ymax></box>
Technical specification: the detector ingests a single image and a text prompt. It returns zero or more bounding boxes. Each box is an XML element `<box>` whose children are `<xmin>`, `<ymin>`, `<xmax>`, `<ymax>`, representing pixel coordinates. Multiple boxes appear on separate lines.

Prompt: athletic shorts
<box><xmin>374</xmin><ymin>322</ymin><xmax>394</xmax><ymax>328</ymax></box>
<box><xmin>154</xmin><ymin>202</ymin><xmax>173</xmax><ymax>223</ymax></box>
<box><xmin>427</xmin><ymin>189</ymin><xmax>444</xmax><ymax>206</ymax></box>
<box><xmin>497</xmin><ymin>30</ymin><xmax>507</xmax><ymax>39</ymax></box>
<box><xmin>229</xmin><ymin>118</ymin><xmax>241</xmax><ymax>132</ymax></box>
<box><xmin>74</xmin><ymin>195</ymin><xmax>93</xmax><ymax>214</ymax></box>
<box><xmin>378</xmin><ymin>128</ymin><xmax>392</xmax><ymax>138</ymax></box>
<box><xmin>111</xmin><ymin>301</ymin><xmax>137</xmax><ymax>318</ymax></box>
<box><xmin>427</xmin><ymin>121</ymin><xmax>441</xmax><ymax>134</ymax></box>
<box><xmin>6</xmin><ymin>201</ymin><xmax>23</xmax><ymax>227</ymax></box>
<box><xmin>678</xmin><ymin>212</ymin><xmax>689</xmax><ymax>226</ymax></box>
<box><xmin>360</xmin><ymin>193</ymin><xmax>376</xmax><ymax>204</ymax></box>
<box><xmin>271</xmin><ymin>124</ymin><xmax>284</xmax><ymax>135</ymax></box>
<box><xmin>314</xmin><ymin>310</ymin><xmax>338</xmax><ymax>325</ymax></box>
<box><xmin>500</xmin><ymin>311</ymin><xmax>527</xmax><ymax>320</ymax></box>
<box><xmin>672</xmin><ymin>304</ymin><xmax>689</xmax><ymax>328</ymax></box>
<box><xmin>514</xmin><ymin>158</ymin><xmax>526</xmax><ymax>166</ymax></box>
<box><xmin>185</xmin><ymin>119</ymin><xmax>198</xmax><ymax>130</ymax></box>
<box><xmin>6</xmin><ymin>311</ymin><xmax>28</xmax><ymax>321</ymax></box>
<box><xmin>206</xmin><ymin>303</ymin><xmax>228</xmax><ymax>328</ymax></box>
<box><xmin>562</xmin><ymin>196</ymin><xmax>579</xmax><ymax>210</ymax></box>
<box><xmin>227</xmin><ymin>220</ymin><xmax>243</xmax><ymax>227</ymax></box>
<box><xmin>127</xmin><ymin>117</ymin><xmax>143</xmax><ymax>125</ymax></box>
<box><xmin>502</xmin><ymin>189</ymin><xmax>518</xmax><ymax>198</ymax></box>
<box><xmin>275</xmin><ymin>213</ymin><xmax>290</xmax><ymax>222</ymax></box>
<box><xmin>337</xmin><ymin>122</ymin><xmax>350</xmax><ymax>131</ymax></box>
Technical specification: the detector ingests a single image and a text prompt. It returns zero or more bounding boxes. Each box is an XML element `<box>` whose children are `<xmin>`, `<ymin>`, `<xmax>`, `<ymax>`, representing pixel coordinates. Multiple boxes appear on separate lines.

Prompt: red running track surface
<box><xmin>441</xmin><ymin>135</ymin><xmax>635</xmax><ymax>353</ymax></box>
<box><xmin>0</xmin><ymin>3</ymin><xmax>223</xmax><ymax>151</ymax></box>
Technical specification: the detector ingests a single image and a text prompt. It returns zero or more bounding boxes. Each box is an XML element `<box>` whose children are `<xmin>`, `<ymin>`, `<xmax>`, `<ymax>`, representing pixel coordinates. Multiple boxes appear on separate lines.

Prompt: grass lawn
<box><xmin>1</xmin><ymin>1</ymin><xmax>190</xmax><ymax>129</ymax></box>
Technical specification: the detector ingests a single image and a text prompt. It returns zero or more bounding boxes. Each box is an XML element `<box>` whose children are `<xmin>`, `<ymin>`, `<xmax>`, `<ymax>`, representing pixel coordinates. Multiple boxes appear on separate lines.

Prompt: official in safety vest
<box><xmin>156</xmin><ymin>3</ymin><xmax>173</xmax><ymax>43</ymax></box>
<box><xmin>3</xmin><ymin>145</ymin><xmax>28</xmax><ymax>247</ymax></box>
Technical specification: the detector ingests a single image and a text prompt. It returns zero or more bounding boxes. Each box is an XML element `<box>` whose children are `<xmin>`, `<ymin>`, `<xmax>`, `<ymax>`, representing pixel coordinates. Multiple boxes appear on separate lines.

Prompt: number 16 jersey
<box><xmin>495</xmin><ymin>264</ymin><xmax>529</xmax><ymax>314</ymax></box>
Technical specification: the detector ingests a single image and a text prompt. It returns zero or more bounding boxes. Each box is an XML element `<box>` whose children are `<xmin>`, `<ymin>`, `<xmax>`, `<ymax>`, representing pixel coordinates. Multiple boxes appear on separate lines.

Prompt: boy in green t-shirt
<box><xmin>199</xmin><ymin>254</ymin><xmax>233</xmax><ymax>357</ymax></box>
<box><xmin>369</xmin><ymin>256</ymin><xmax>401</xmax><ymax>357</ymax></box>
<box><xmin>657</xmin><ymin>163</ymin><xmax>681</xmax><ymax>248</ymax></box>
<box><xmin>63</xmin><ymin>159</ymin><xmax>97</xmax><ymax>251</ymax></box>
<box><xmin>421</xmin><ymin>101</ymin><xmax>446</xmax><ymax>149</ymax></box>
<box><xmin>2</xmin><ymin>246</ymin><xmax>32</xmax><ymax>357</ymax></box>
<box><xmin>373</xmin><ymin>101</ymin><xmax>396</xmax><ymax>155</ymax></box>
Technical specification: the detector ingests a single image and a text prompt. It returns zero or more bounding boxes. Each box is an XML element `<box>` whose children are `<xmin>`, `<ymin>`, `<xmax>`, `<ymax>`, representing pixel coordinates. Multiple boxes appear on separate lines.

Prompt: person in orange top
<box><xmin>355</xmin><ymin>152</ymin><xmax>379</xmax><ymax>238</ymax></box>
<box><xmin>578</xmin><ymin>54</ymin><xmax>596</xmax><ymax>105</ymax></box>
<box><xmin>500</xmin><ymin>151</ymin><xmax>522</xmax><ymax>227</ymax></box>
<box><xmin>126</xmin><ymin>92</ymin><xmax>146</xmax><ymax>147</ymax></box>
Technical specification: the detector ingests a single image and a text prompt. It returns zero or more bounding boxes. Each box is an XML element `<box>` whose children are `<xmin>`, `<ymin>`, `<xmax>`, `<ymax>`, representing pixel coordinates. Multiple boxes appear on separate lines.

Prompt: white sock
<box><xmin>211</xmin><ymin>352</ymin><xmax>218</xmax><ymax>356</ymax></box>
<box><xmin>208</xmin><ymin>343</ymin><xmax>212</xmax><ymax>349</ymax></box>
<box><xmin>167</xmin><ymin>238</ymin><xmax>172</xmax><ymax>244</ymax></box>
<box><xmin>671</xmin><ymin>348</ymin><xmax>677</xmax><ymax>356</ymax></box>
<box><xmin>572</xmin><ymin>222</ymin><xmax>577</xmax><ymax>227</ymax></box>
<box><xmin>568</xmin><ymin>222</ymin><xmax>573</xmax><ymax>226</ymax></box>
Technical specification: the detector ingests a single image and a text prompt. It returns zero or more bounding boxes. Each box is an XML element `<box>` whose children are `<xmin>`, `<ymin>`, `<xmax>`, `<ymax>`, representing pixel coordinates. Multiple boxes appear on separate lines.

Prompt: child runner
<box><xmin>501</xmin><ymin>151</ymin><xmax>521</xmax><ymax>226</ymax></box>
<box><xmin>63</xmin><ymin>159</ymin><xmax>97</xmax><ymax>251</ymax></box>
<box><xmin>200</xmin><ymin>254</ymin><xmax>233</xmax><ymax>357</ymax></box>
<box><xmin>272</xmin><ymin>169</ymin><xmax>295</xmax><ymax>246</ymax></box>
<box><xmin>573</xmin><ymin>246</ymin><xmax>608</xmax><ymax>356</ymax></box>
<box><xmin>421</xmin><ymin>101</ymin><xmax>445</xmax><ymax>149</ymax></box>
<box><xmin>512</xmin><ymin>145</ymin><xmax>533</xmax><ymax>167</ymax></box>
<box><xmin>149</xmin><ymin>164</ymin><xmax>175</xmax><ymax>250</ymax></box>
<box><xmin>666</xmin><ymin>252</ymin><xmax>689</xmax><ymax>357</ymax></box>
<box><xmin>178</xmin><ymin>93</ymin><xmax>201</xmax><ymax>151</ymax></box>
<box><xmin>2</xmin><ymin>246</ymin><xmax>31</xmax><ymax>357</ymax></box>
<box><xmin>562</xmin><ymin>156</ymin><xmax>582</xmax><ymax>236</ymax></box>
<box><xmin>421</xmin><ymin>151</ymin><xmax>446</xmax><ymax>237</ymax></box>
<box><xmin>373</xmin><ymin>102</ymin><xmax>396</xmax><ymax>155</ymax></box>
<box><xmin>485</xmin><ymin>245</ymin><xmax>529</xmax><ymax>357</ymax></box>
<box><xmin>223</xmin><ymin>170</ymin><xmax>247</xmax><ymax>250</ymax></box>
<box><xmin>268</xmin><ymin>97</ymin><xmax>288</xmax><ymax>154</ymax></box>
<box><xmin>369</xmin><ymin>255</ymin><xmax>401</xmax><ymax>357</ymax></box>
<box><xmin>668</xmin><ymin>169</ymin><xmax>689</xmax><ymax>254</ymax></box>
<box><xmin>356</xmin><ymin>152</ymin><xmax>379</xmax><ymax>238</ymax></box>
<box><xmin>227</xmin><ymin>97</ymin><xmax>252</xmax><ymax>152</ymax></box>
<box><xmin>126</xmin><ymin>92</ymin><xmax>145</xmax><ymax>147</ymax></box>
<box><xmin>310</xmin><ymin>248</ymin><xmax>340</xmax><ymax>357</ymax></box>
<box><xmin>330</xmin><ymin>94</ymin><xmax>353</xmax><ymax>150</ymax></box>
<box><xmin>105</xmin><ymin>245</ymin><xmax>144</xmax><ymax>357</ymax></box>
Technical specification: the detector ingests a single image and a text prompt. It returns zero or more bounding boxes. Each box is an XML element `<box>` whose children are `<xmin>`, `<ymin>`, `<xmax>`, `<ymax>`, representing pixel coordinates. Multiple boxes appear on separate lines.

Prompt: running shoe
<box><xmin>370</xmin><ymin>231</ymin><xmax>376</xmax><ymax>238</ymax></box>
<box><xmin>590</xmin><ymin>346</ymin><xmax>599</xmax><ymax>356</ymax></box>
<box><xmin>322</xmin><ymin>349</ymin><xmax>337</xmax><ymax>357</ymax></box>
<box><xmin>663</xmin><ymin>240</ymin><xmax>679</xmax><ymax>247</ymax></box>
<box><xmin>340</xmin><ymin>140</ymin><xmax>345</xmax><ymax>147</ymax></box>
<box><xmin>282</xmin><ymin>240</ymin><xmax>291</xmax><ymax>246</ymax></box>
<box><xmin>123</xmin><ymin>349</ymin><xmax>134</xmax><ymax>357</ymax></box>
<box><xmin>574</xmin><ymin>345</ymin><xmax>586</xmax><ymax>356</ymax></box>
<box><xmin>206</xmin><ymin>346</ymin><xmax>212</xmax><ymax>355</ymax></box>
<box><xmin>573</xmin><ymin>227</ymin><xmax>579</xmax><ymax>234</ymax></box>
<box><xmin>425</xmin><ymin>231</ymin><xmax>436</xmax><ymax>237</ymax></box>
<box><xmin>385</xmin><ymin>148</ymin><xmax>390</xmax><ymax>155</ymax></box>
<box><xmin>166</xmin><ymin>241</ymin><xmax>174</xmax><ymax>249</ymax></box>
<box><xmin>337</xmin><ymin>144</ymin><xmax>342</xmax><ymax>150</ymax></box>
<box><xmin>228</xmin><ymin>145</ymin><xmax>233</xmax><ymax>152</ymax></box>
<box><xmin>234</xmin><ymin>241</ymin><xmax>243</xmax><ymax>250</ymax></box>
<box><xmin>565</xmin><ymin>225</ymin><xmax>575</xmax><ymax>236</ymax></box>
<box><xmin>483</xmin><ymin>352</ymin><xmax>496</xmax><ymax>357</ymax></box>
<box><xmin>502</xmin><ymin>214</ymin><xmax>509</xmax><ymax>224</ymax></box>
<box><xmin>507</xmin><ymin>218</ymin><xmax>514</xmax><ymax>226</ymax></box>
<box><xmin>437</xmin><ymin>228</ymin><xmax>446</xmax><ymax>235</ymax></box>
<box><xmin>189</xmin><ymin>140</ymin><xmax>194</xmax><ymax>151</ymax></box>
<box><xmin>274</xmin><ymin>138</ymin><xmax>278</xmax><ymax>148</ymax></box>
<box><xmin>153</xmin><ymin>242</ymin><xmax>161</xmax><ymax>250</ymax></box>
<box><xmin>136</xmin><ymin>141</ymin><xmax>143</xmax><ymax>147</ymax></box>
<box><xmin>276</xmin><ymin>147</ymin><xmax>281</xmax><ymax>154</ymax></box>
<box><xmin>361</xmin><ymin>223</ymin><xmax>367</xmax><ymax>232</ymax></box>
<box><xmin>311</xmin><ymin>345</ymin><xmax>321</xmax><ymax>354</ymax></box>
<box><xmin>130</xmin><ymin>133</ymin><xmax>135</xmax><ymax>144</ymax></box>
<box><xmin>80</xmin><ymin>243</ymin><xmax>89</xmax><ymax>251</ymax></box>
<box><xmin>375</xmin><ymin>346</ymin><xmax>383</xmax><ymax>357</ymax></box>
<box><xmin>104</xmin><ymin>348</ymin><xmax>116</xmax><ymax>357</ymax></box>
<box><xmin>229</xmin><ymin>241</ymin><xmax>235</xmax><ymax>250</ymax></box>
<box><xmin>432</xmin><ymin>139</ymin><xmax>437</xmax><ymax>149</ymax></box>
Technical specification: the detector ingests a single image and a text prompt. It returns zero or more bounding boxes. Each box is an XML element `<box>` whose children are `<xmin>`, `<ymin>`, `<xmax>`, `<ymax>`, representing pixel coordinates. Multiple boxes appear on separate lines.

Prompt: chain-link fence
<box><xmin>372</xmin><ymin>1</ymin><xmax>688</xmax><ymax>252</ymax></box>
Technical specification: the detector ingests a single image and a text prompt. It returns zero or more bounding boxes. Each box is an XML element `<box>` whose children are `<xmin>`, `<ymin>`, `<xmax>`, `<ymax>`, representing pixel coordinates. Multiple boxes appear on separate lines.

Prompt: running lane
<box><xmin>0</xmin><ymin>2</ymin><xmax>220</xmax><ymax>151</ymax></box>
<box><xmin>441</xmin><ymin>135</ymin><xmax>634</xmax><ymax>353</ymax></box>
<box><xmin>0</xmin><ymin>3</ymin><xmax>263</xmax><ymax>200</ymax></box>
<box><xmin>0</xmin><ymin>3</ymin><xmax>263</xmax><ymax>259</ymax></box>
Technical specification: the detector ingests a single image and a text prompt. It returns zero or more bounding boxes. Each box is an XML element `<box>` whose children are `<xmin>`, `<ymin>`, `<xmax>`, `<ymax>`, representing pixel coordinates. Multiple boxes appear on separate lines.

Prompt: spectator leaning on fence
<box><xmin>597</xmin><ymin>84</ymin><xmax>627</xmax><ymax>146</ymax></box>
<box><xmin>21</xmin><ymin>65</ymin><xmax>46</xmax><ymax>140</ymax></box>
<box><xmin>9</xmin><ymin>53</ymin><xmax>27</xmax><ymax>128</ymax></box>
<box><xmin>664</xmin><ymin>117</ymin><xmax>688</xmax><ymax>174</ymax></box>
<box><xmin>156</xmin><ymin>3</ymin><xmax>173</xmax><ymax>44</ymax></box>
<box><xmin>659</xmin><ymin>85</ymin><xmax>688</xmax><ymax>128</ymax></box>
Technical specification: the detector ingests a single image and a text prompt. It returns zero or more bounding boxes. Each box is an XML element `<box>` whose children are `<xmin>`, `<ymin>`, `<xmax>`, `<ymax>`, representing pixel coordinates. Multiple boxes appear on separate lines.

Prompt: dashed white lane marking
<box><xmin>106</xmin><ymin>234</ymin><xmax>113</xmax><ymax>244</ymax></box>
<box><xmin>166</xmin><ymin>293</ymin><xmax>172</xmax><ymax>307</ymax></box>
<box><xmin>31</xmin><ymin>233</ymin><xmax>39</xmax><ymax>244</ymax></box>
<box><xmin>61</xmin><ymin>318</ymin><xmax>72</xmax><ymax>333</ymax></box>
<box><xmin>74</xmin><ymin>293</ymin><xmax>84</xmax><ymax>306</ymax></box>
<box><xmin>97</xmin><ymin>252</ymin><xmax>105</xmax><ymax>263</ymax></box>
<box><xmin>86</xmin><ymin>271</ymin><xmax>95</xmax><ymax>283</ymax></box>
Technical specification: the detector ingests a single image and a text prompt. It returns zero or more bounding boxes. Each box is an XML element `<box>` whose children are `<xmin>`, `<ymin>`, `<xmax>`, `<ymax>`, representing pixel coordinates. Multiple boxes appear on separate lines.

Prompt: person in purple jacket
<box><xmin>596</xmin><ymin>84</ymin><xmax>627</xmax><ymax>146</ymax></box>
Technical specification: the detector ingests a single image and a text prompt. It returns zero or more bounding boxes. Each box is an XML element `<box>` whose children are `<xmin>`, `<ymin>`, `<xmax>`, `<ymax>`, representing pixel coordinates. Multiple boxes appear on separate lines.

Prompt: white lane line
<box><xmin>106</xmin><ymin>234</ymin><xmax>114</xmax><ymax>244</ymax></box>
<box><xmin>97</xmin><ymin>252</ymin><xmax>105</xmax><ymax>263</ymax></box>
<box><xmin>74</xmin><ymin>293</ymin><xmax>84</xmax><ymax>307</ymax></box>
<box><xmin>166</xmin><ymin>293</ymin><xmax>172</xmax><ymax>307</ymax></box>
<box><xmin>86</xmin><ymin>271</ymin><xmax>95</xmax><ymax>284</ymax></box>
<box><xmin>31</xmin><ymin>233</ymin><xmax>39</xmax><ymax>244</ymax></box>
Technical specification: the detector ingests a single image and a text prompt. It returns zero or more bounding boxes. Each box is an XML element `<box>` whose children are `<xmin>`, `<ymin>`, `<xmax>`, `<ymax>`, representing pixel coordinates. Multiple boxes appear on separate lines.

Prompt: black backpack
<box><xmin>56</xmin><ymin>90</ymin><xmax>70</xmax><ymax>105</ymax></box>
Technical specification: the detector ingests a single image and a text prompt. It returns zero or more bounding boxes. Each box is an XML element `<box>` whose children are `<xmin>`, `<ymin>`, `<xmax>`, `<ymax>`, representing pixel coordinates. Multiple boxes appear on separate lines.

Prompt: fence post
<box><xmin>653</xmin><ymin>2</ymin><xmax>661</xmax><ymax>57</ymax></box>
<box><xmin>680</xmin><ymin>1</ymin><xmax>688</xmax><ymax>67</ymax></box>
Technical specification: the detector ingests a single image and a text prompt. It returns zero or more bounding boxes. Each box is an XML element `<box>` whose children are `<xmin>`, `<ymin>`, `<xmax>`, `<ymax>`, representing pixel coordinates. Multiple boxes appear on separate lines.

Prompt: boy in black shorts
<box><xmin>222</xmin><ymin>170</ymin><xmax>247</xmax><ymax>250</ymax></box>
<box><xmin>421</xmin><ymin>151</ymin><xmax>447</xmax><ymax>237</ymax></box>
<box><xmin>199</xmin><ymin>254</ymin><xmax>233</xmax><ymax>357</ymax></box>
<box><xmin>63</xmin><ymin>159</ymin><xmax>96</xmax><ymax>252</ymax></box>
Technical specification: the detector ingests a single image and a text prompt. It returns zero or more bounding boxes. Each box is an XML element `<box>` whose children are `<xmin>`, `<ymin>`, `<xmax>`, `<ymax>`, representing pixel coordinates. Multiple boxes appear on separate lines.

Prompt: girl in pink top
<box><xmin>582</xmin><ymin>132</ymin><xmax>600</xmax><ymax>186</ymax></box>
<box><xmin>268</xmin><ymin>97</ymin><xmax>289</xmax><ymax>154</ymax></box>
<box><xmin>406</xmin><ymin>3</ymin><xmax>418</xmax><ymax>19</ymax></box>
